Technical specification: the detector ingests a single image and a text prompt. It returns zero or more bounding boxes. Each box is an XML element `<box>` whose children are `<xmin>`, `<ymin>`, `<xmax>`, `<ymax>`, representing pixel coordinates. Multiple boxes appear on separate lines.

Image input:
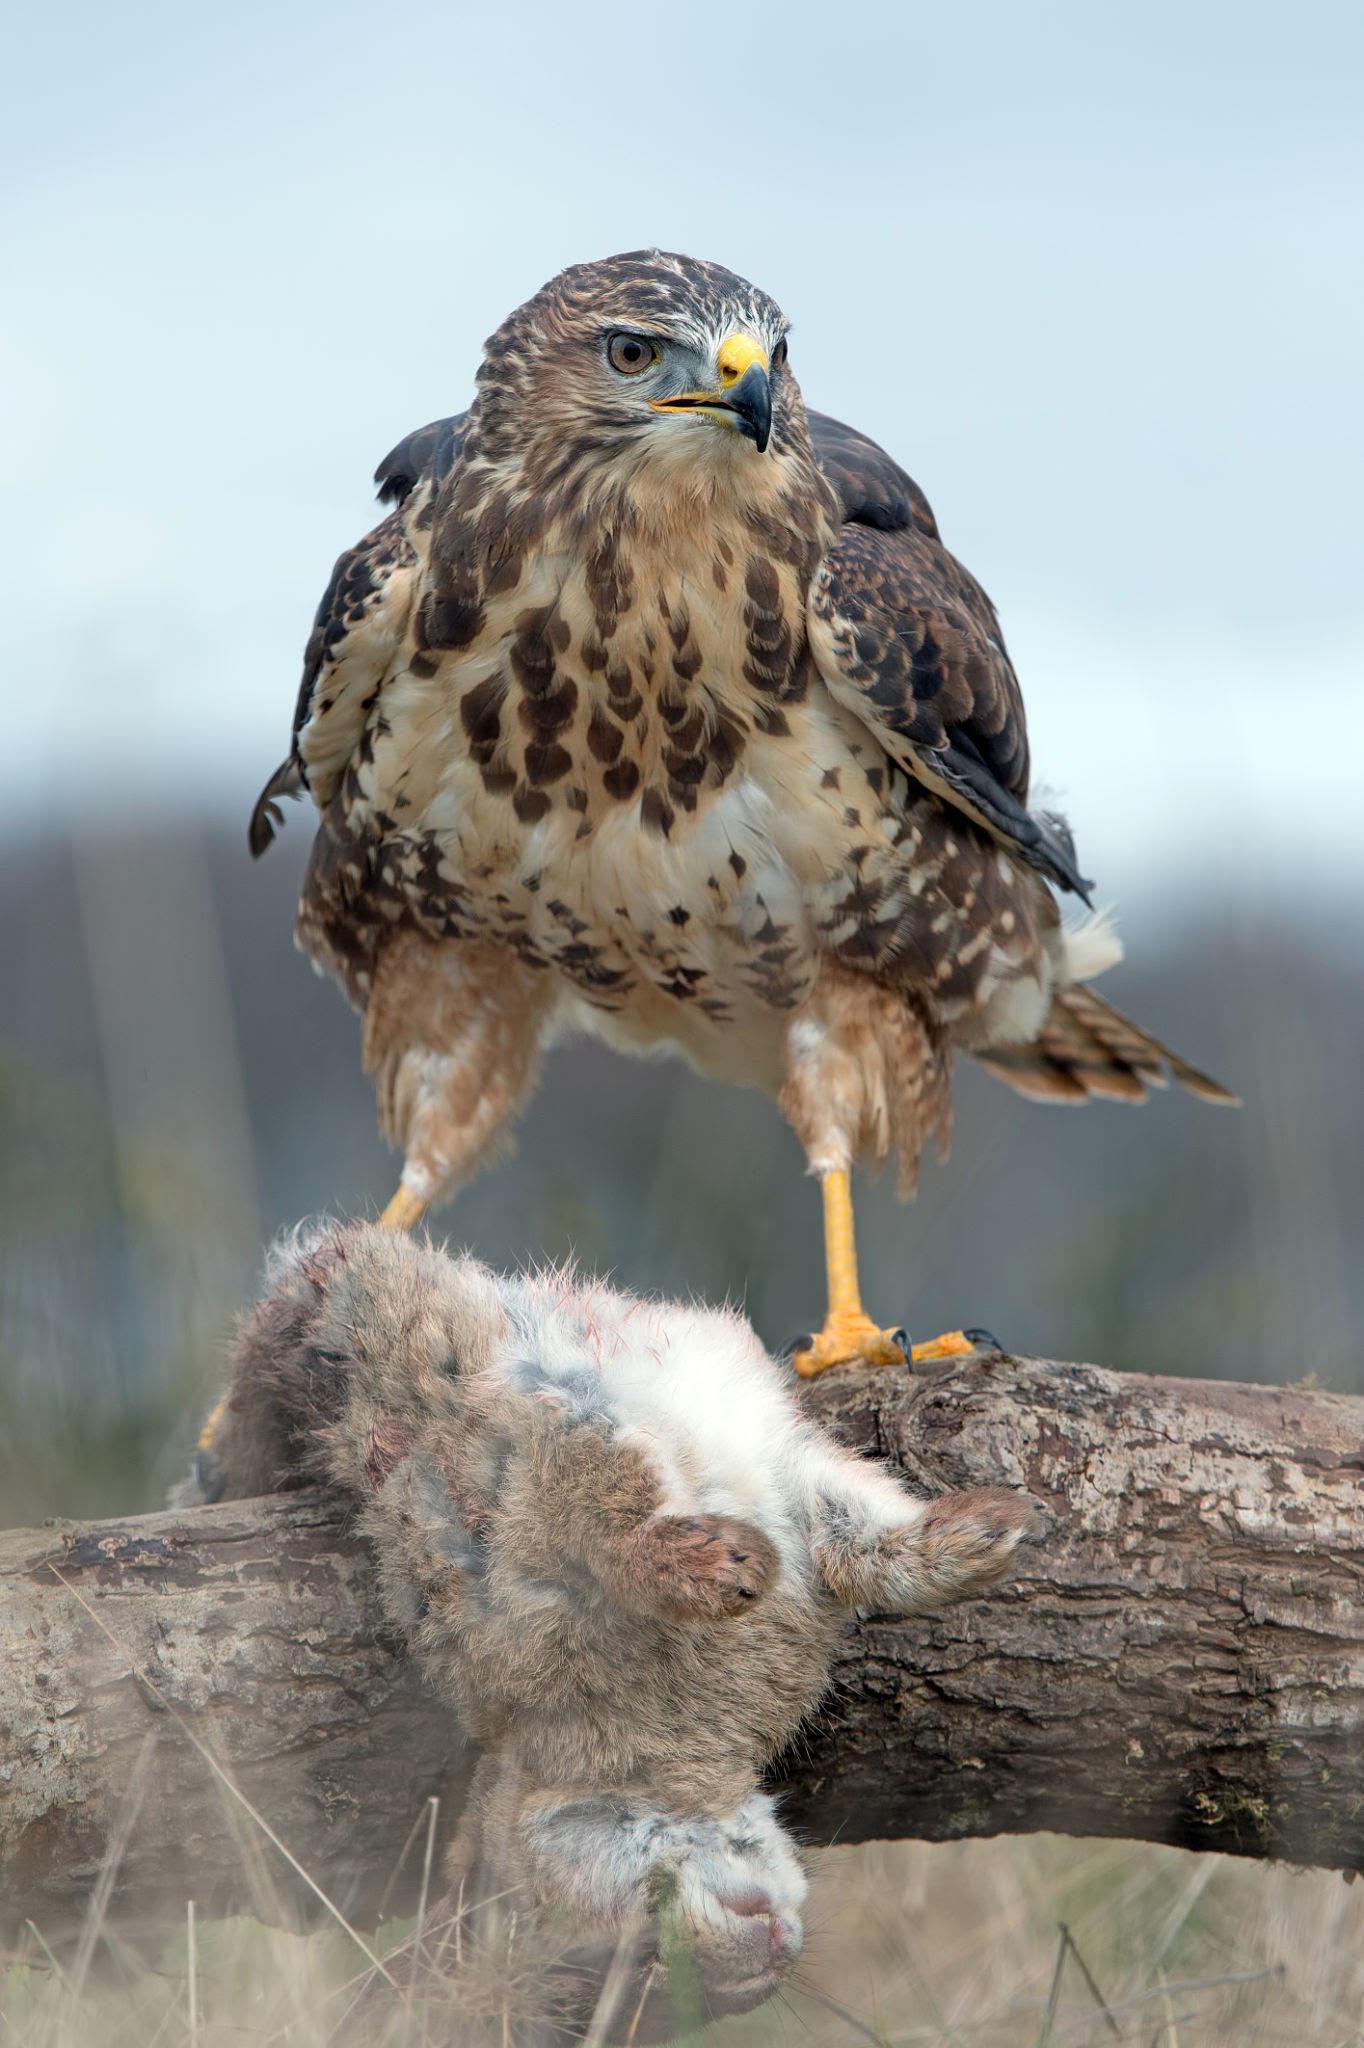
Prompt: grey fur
<box><xmin>182</xmin><ymin>1223</ymin><xmax>1037</xmax><ymax>2042</ymax></box>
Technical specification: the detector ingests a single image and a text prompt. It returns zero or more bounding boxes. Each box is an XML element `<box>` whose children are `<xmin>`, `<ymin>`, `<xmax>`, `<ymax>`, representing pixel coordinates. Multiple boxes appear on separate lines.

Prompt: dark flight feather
<box><xmin>978</xmin><ymin>984</ymin><xmax>1240</xmax><ymax>1106</ymax></box>
<box><xmin>374</xmin><ymin>411</ymin><xmax>469</xmax><ymax>507</ymax></box>
<box><xmin>807</xmin><ymin>416</ymin><xmax>1092</xmax><ymax>901</ymax></box>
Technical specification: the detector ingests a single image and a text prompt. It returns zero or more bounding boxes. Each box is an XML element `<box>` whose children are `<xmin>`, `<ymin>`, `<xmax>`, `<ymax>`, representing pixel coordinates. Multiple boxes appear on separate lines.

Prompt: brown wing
<box><xmin>978</xmin><ymin>984</ymin><xmax>1240</xmax><ymax>1106</ymax></box>
<box><xmin>806</xmin><ymin>411</ymin><xmax>1091</xmax><ymax>901</ymax></box>
<box><xmin>248</xmin><ymin>414</ymin><xmax>469</xmax><ymax>857</ymax></box>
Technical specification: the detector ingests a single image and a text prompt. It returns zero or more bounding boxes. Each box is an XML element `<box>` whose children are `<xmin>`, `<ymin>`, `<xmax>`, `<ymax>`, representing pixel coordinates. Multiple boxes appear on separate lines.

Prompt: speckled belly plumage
<box><xmin>305</xmin><ymin>514</ymin><xmax>1054</xmax><ymax>1092</ymax></box>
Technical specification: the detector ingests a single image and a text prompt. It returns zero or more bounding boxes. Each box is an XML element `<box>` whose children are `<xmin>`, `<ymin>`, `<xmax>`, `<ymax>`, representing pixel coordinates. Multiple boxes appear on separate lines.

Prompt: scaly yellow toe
<box><xmin>791</xmin><ymin>1310</ymin><xmax>907</xmax><ymax>1377</ymax></box>
<box><xmin>908</xmin><ymin>1328</ymin><xmax>977</xmax><ymax>1361</ymax></box>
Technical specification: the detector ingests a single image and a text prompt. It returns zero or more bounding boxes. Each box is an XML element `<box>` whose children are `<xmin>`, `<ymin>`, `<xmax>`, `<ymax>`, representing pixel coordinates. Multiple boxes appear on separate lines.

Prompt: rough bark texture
<box><xmin>3</xmin><ymin>1351</ymin><xmax>1361</xmax><ymax>1956</ymax></box>
<box><xmin>786</xmin><ymin>1353</ymin><xmax>1364</xmax><ymax>1872</ymax></box>
<box><xmin>0</xmin><ymin>1494</ymin><xmax>473</xmax><ymax>1955</ymax></box>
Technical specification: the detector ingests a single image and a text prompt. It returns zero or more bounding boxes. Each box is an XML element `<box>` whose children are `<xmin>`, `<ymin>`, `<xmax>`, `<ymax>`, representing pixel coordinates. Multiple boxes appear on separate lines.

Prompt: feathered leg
<box><xmin>780</xmin><ymin>968</ymin><xmax>979</xmax><ymax>1375</ymax></box>
<box><xmin>363</xmin><ymin>931</ymin><xmax>554</xmax><ymax>1231</ymax></box>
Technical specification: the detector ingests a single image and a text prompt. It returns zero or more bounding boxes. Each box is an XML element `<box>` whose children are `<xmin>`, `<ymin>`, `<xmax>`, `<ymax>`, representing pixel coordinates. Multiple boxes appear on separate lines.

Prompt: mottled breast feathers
<box><xmin>253</xmin><ymin>404</ymin><xmax>1087</xmax><ymax>902</ymax></box>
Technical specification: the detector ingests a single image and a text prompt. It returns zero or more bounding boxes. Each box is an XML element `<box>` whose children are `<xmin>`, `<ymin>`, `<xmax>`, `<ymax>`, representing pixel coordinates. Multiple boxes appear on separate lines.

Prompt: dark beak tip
<box><xmin>728</xmin><ymin>361</ymin><xmax>773</xmax><ymax>454</ymax></box>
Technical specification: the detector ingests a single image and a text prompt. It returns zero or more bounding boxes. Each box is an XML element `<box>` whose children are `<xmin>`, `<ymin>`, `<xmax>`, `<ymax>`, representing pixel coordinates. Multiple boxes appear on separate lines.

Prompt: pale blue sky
<box><xmin>3</xmin><ymin>0</ymin><xmax>1361</xmax><ymax>921</ymax></box>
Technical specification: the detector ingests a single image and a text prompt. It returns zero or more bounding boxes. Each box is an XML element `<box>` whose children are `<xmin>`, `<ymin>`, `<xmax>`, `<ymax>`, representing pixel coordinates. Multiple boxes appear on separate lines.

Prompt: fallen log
<box><xmin>3</xmin><ymin>1349</ymin><xmax>1361</xmax><ymax>1957</ymax></box>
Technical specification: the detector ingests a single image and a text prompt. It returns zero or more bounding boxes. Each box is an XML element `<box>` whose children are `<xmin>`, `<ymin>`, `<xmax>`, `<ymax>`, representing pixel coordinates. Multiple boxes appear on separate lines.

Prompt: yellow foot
<box><xmin>791</xmin><ymin>1311</ymin><xmax>907</xmax><ymax>1378</ymax></box>
<box><xmin>909</xmin><ymin>1329</ymin><xmax>978</xmax><ymax>1362</ymax></box>
<box><xmin>790</xmin><ymin>1321</ymin><xmax>985</xmax><ymax>1378</ymax></box>
<box><xmin>198</xmin><ymin>1397</ymin><xmax>226</xmax><ymax>1451</ymax></box>
<box><xmin>378</xmin><ymin>1185</ymin><xmax>429</xmax><ymax>1232</ymax></box>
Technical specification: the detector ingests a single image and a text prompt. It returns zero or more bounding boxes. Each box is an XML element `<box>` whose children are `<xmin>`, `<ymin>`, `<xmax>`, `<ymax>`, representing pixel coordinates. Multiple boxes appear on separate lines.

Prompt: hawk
<box><xmin>252</xmin><ymin>250</ymin><xmax>1233</xmax><ymax>1375</ymax></box>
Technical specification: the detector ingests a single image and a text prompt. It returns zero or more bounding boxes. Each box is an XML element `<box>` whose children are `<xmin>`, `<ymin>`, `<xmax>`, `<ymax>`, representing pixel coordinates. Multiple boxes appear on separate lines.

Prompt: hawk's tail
<box><xmin>975</xmin><ymin>984</ymin><xmax>1239</xmax><ymax>1108</ymax></box>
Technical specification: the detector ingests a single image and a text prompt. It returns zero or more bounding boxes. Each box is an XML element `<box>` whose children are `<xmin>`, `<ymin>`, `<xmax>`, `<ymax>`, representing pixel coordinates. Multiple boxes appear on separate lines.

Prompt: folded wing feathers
<box><xmin>248</xmin><ymin>757</ymin><xmax>305</xmax><ymax>859</ymax></box>
<box><xmin>978</xmin><ymin>982</ymin><xmax>1239</xmax><ymax>1107</ymax></box>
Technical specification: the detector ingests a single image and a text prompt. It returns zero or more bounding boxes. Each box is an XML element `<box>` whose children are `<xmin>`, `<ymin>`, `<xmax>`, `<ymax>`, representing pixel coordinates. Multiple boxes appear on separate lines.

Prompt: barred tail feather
<box><xmin>976</xmin><ymin>984</ymin><xmax>1239</xmax><ymax>1108</ymax></box>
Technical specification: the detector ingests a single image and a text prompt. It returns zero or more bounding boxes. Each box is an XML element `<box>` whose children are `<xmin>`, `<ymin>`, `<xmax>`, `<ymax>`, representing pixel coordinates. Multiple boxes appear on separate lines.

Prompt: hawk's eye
<box><xmin>772</xmin><ymin>337</ymin><xmax>789</xmax><ymax>369</ymax></box>
<box><xmin>606</xmin><ymin>333</ymin><xmax>660</xmax><ymax>376</ymax></box>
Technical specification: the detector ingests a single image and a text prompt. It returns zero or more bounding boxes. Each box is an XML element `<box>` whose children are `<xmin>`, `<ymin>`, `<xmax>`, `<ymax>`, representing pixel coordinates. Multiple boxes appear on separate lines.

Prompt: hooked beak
<box><xmin>648</xmin><ymin>331</ymin><xmax>773</xmax><ymax>454</ymax></box>
<box><xmin>718</xmin><ymin>360</ymin><xmax>772</xmax><ymax>452</ymax></box>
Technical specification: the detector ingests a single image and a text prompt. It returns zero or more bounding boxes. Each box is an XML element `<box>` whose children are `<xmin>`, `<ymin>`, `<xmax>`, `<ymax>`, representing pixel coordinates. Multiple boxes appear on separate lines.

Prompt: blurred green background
<box><xmin>5</xmin><ymin>0</ymin><xmax>1361</xmax><ymax>1525</ymax></box>
<box><xmin>1</xmin><ymin>817</ymin><xmax>1358</xmax><ymax>1524</ymax></box>
<box><xmin>5</xmin><ymin>4</ymin><xmax>1362</xmax><ymax>2039</ymax></box>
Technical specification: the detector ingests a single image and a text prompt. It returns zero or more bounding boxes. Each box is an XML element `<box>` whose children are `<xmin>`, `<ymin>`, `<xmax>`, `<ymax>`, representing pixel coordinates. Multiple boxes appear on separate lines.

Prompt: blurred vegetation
<box><xmin>4</xmin><ymin>1832</ymin><xmax>1362</xmax><ymax>2044</ymax></box>
<box><xmin>1</xmin><ymin>820</ymin><xmax>1359</xmax><ymax>1522</ymax></box>
<box><xmin>1</xmin><ymin>820</ymin><xmax>1360</xmax><ymax>2037</ymax></box>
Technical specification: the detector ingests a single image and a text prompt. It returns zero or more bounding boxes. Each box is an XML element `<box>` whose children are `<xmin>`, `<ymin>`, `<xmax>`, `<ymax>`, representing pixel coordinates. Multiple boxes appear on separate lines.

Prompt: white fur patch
<box><xmin>1058</xmin><ymin>907</ymin><xmax>1125</xmax><ymax>987</ymax></box>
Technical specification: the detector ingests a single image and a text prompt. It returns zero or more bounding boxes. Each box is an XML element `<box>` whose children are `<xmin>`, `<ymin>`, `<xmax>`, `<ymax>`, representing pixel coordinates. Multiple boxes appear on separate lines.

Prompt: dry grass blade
<box><xmin>7</xmin><ymin>1801</ymin><xmax>1359</xmax><ymax>2045</ymax></box>
<box><xmin>21</xmin><ymin>1925</ymin><xmax>70</xmax><ymax>1995</ymax></box>
<box><xmin>399</xmin><ymin>1797</ymin><xmax>441</xmax><ymax>2048</ymax></box>
<box><xmin>68</xmin><ymin>1727</ymin><xmax>156</xmax><ymax>2000</ymax></box>
<box><xmin>1077</xmin><ymin>1964</ymin><xmax>1283</xmax><ymax>2025</ymax></box>
<box><xmin>45</xmin><ymin>1563</ymin><xmax>399</xmax><ymax>1994</ymax></box>
<box><xmin>623</xmin><ymin>1961</ymin><xmax>659</xmax><ymax>2044</ymax></box>
<box><xmin>1061</xmin><ymin>1925</ymin><xmax>1120</xmax><ymax>2039</ymax></box>
<box><xmin>1148</xmin><ymin>1862</ymin><xmax>1216</xmax><ymax>1972</ymax></box>
<box><xmin>1151</xmin><ymin>1969</ymin><xmax>1179</xmax><ymax>2048</ymax></box>
<box><xmin>375</xmin><ymin>1794</ymin><xmax>447</xmax><ymax>1930</ymax></box>
<box><xmin>1037</xmin><ymin>1925</ymin><xmax>1068</xmax><ymax>2048</ymax></box>
<box><xmin>581</xmin><ymin>1925</ymin><xmax>648</xmax><ymax>2048</ymax></box>
<box><xmin>185</xmin><ymin>1901</ymin><xmax>197</xmax><ymax>2048</ymax></box>
<box><xmin>793</xmin><ymin>1982</ymin><xmax>889</xmax><ymax>2044</ymax></box>
<box><xmin>1036</xmin><ymin>1923</ymin><xmax>1121</xmax><ymax>2045</ymax></box>
<box><xmin>418</xmin><ymin>1800</ymin><xmax>440</xmax><ymax>1940</ymax></box>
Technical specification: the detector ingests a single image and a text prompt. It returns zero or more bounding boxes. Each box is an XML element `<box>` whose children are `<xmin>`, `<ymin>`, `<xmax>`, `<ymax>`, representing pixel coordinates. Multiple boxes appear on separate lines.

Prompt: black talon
<box><xmin>778</xmin><ymin>1332</ymin><xmax>813</xmax><ymax>1362</ymax></box>
<box><xmin>889</xmin><ymin>1327</ymin><xmax>911</xmax><ymax>1363</ymax></box>
<box><xmin>963</xmin><ymin>1327</ymin><xmax>1003</xmax><ymax>1351</ymax></box>
<box><xmin>192</xmin><ymin>1449</ymin><xmax>226</xmax><ymax>1505</ymax></box>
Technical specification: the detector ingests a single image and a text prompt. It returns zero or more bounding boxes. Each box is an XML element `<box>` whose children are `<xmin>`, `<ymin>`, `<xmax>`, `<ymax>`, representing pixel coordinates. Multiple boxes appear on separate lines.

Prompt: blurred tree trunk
<box><xmin>3</xmin><ymin>1350</ymin><xmax>1361</xmax><ymax>1956</ymax></box>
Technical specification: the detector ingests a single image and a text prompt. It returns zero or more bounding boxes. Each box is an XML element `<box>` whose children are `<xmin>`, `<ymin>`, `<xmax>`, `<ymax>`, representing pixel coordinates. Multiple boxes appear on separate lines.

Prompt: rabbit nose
<box><xmin>716</xmin><ymin>1887</ymin><xmax>773</xmax><ymax>1920</ymax></box>
<box><xmin>770</xmin><ymin>1913</ymin><xmax>802</xmax><ymax>1965</ymax></box>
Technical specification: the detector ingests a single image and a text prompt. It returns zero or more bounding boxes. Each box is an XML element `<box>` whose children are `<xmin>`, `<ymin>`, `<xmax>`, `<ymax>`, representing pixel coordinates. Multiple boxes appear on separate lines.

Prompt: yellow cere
<box><xmin>716</xmin><ymin>332</ymin><xmax>769</xmax><ymax>384</ymax></box>
<box><xmin>649</xmin><ymin>330</ymin><xmax>772</xmax><ymax>418</ymax></box>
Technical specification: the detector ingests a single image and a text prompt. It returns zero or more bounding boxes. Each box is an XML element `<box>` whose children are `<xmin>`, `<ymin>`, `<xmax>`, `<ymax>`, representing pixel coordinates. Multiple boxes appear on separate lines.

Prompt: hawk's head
<box><xmin>472</xmin><ymin>251</ymin><xmax>814</xmax><ymax>502</ymax></box>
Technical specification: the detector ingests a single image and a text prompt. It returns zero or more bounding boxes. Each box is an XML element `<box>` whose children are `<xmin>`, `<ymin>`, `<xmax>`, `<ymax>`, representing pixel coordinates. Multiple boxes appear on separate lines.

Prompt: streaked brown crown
<box><xmin>470</xmin><ymin>250</ymin><xmax>801</xmax><ymax>473</ymax></box>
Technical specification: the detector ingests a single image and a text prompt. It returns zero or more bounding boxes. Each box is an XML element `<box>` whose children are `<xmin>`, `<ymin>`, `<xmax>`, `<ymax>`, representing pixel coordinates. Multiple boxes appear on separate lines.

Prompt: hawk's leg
<box><xmin>364</xmin><ymin>931</ymin><xmax>552</xmax><ymax>1234</ymax></box>
<box><xmin>378</xmin><ymin>1184</ymin><xmax>429</xmax><ymax>1231</ymax></box>
<box><xmin>788</xmin><ymin>1169</ymin><xmax>976</xmax><ymax>1377</ymax></box>
<box><xmin>780</xmin><ymin>967</ymin><xmax>977</xmax><ymax>1377</ymax></box>
<box><xmin>792</xmin><ymin>1167</ymin><xmax>904</xmax><ymax>1374</ymax></box>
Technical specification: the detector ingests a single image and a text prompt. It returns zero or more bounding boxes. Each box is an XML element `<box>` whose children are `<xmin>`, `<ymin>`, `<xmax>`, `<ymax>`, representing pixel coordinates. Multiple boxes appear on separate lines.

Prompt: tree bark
<box><xmin>786</xmin><ymin>1353</ymin><xmax>1364</xmax><ymax>1872</ymax></box>
<box><xmin>0</xmin><ymin>1494</ymin><xmax>473</xmax><ymax>1956</ymax></box>
<box><xmin>3</xmin><ymin>1351</ymin><xmax>1361</xmax><ymax>1956</ymax></box>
